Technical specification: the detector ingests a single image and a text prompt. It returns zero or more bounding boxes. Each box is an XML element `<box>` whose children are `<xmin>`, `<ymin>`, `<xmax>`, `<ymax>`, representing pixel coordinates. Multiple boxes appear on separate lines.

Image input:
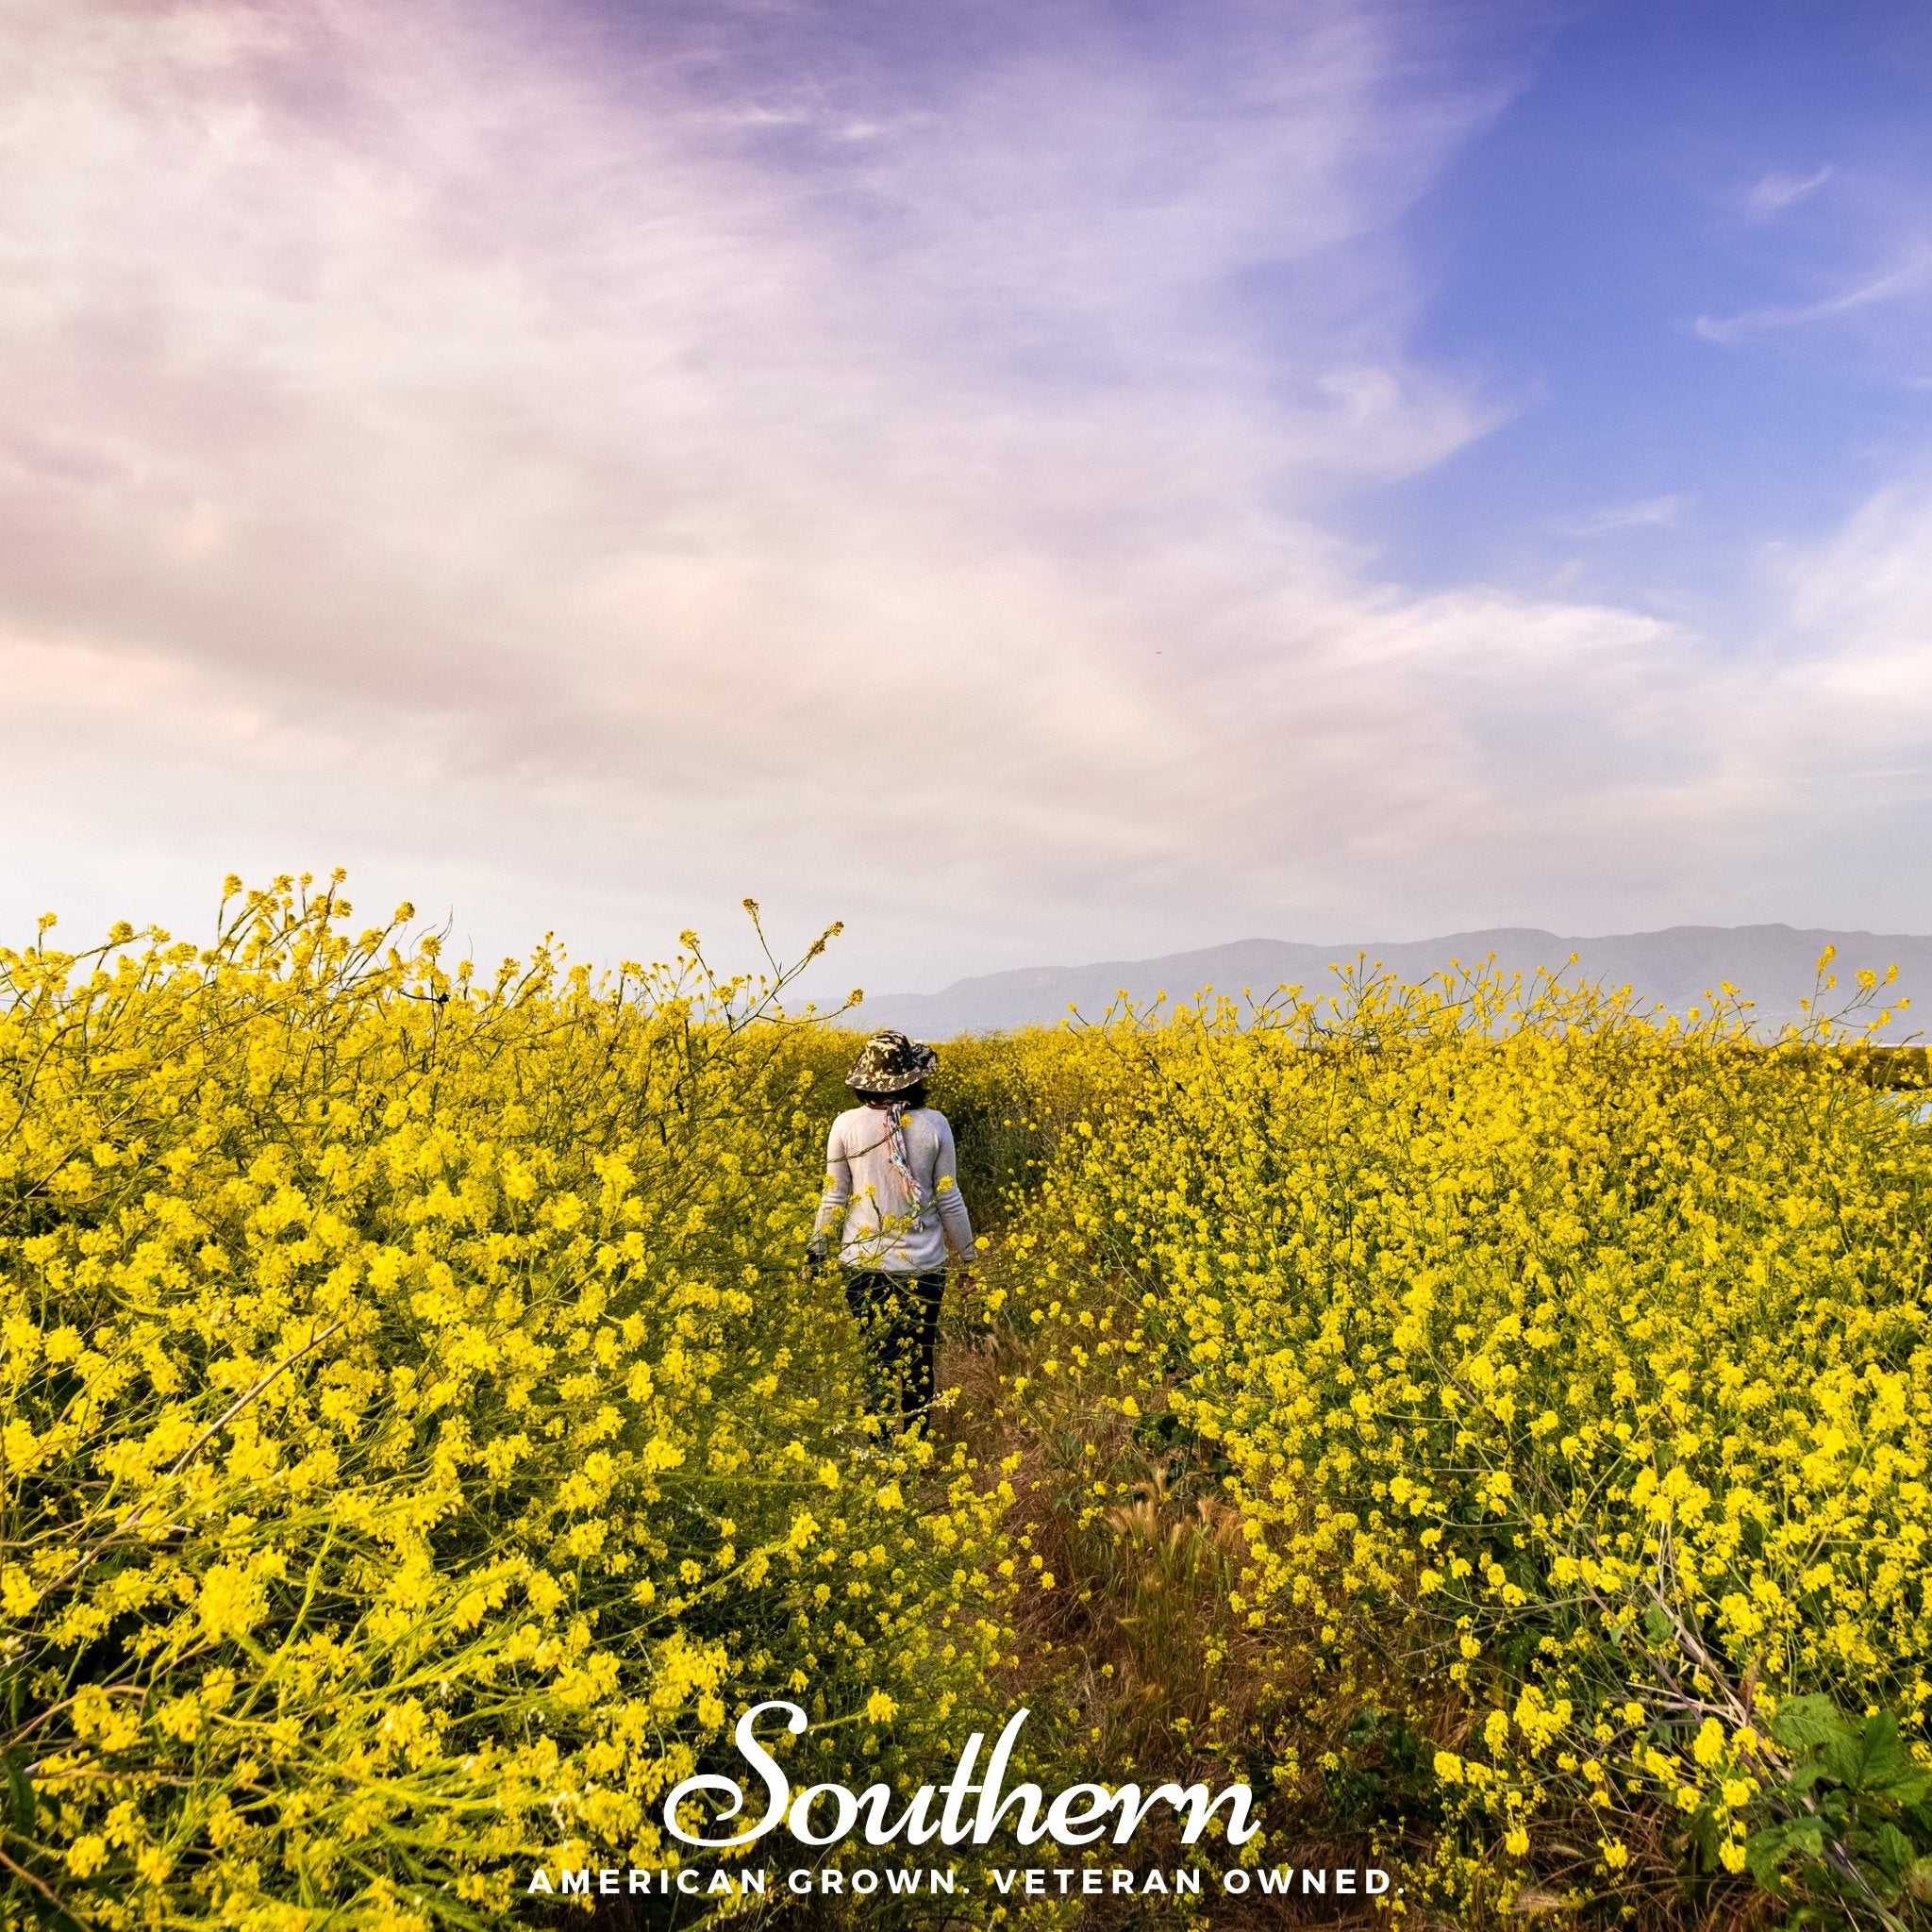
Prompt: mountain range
<box><xmin>857</xmin><ymin>924</ymin><xmax>1932</xmax><ymax>1039</ymax></box>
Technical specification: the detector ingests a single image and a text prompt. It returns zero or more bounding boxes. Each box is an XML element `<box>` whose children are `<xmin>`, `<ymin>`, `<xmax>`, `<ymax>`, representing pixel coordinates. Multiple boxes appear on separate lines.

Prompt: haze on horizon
<box><xmin>5</xmin><ymin>0</ymin><xmax>1932</xmax><ymax>997</ymax></box>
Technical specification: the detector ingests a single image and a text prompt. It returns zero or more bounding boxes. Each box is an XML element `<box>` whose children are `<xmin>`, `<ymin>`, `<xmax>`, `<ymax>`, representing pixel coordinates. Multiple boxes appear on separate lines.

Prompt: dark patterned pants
<box><xmin>842</xmin><ymin>1270</ymin><xmax>947</xmax><ymax>1427</ymax></box>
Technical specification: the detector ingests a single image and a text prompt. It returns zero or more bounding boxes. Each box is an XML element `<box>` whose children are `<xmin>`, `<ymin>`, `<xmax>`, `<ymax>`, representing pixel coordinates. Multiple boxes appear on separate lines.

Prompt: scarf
<box><xmin>866</xmin><ymin>1097</ymin><xmax>924</xmax><ymax>1221</ymax></box>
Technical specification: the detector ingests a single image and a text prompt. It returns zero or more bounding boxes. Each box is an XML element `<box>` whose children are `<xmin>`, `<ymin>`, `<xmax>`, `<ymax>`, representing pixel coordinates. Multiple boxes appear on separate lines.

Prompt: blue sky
<box><xmin>1371</xmin><ymin>0</ymin><xmax>1932</xmax><ymax>626</ymax></box>
<box><xmin>3</xmin><ymin>0</ymin><xmax>1932</xmax><ymax>992</ymax></box>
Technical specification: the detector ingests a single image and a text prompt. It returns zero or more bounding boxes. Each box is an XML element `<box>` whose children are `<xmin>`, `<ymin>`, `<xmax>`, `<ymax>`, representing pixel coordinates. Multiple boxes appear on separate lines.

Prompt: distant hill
<box><xmin>858</xmin><ymin>924</ymin><xmax>1932</xmax><ymax>1039</ymax></box>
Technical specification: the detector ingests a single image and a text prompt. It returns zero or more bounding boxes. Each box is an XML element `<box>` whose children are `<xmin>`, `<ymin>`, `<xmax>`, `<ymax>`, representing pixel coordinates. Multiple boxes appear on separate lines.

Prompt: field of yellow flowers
<box><xmin>967</xmin><ymin>968</ymin><xmax>1932</xmax><ymax>1928</ymax></box>
<box><xmin>0</xmin><ymin>880</ymin><xmax>1013</xmax><ymax>1931</ymax></box>
<box><xmin>6</xmin><ymin>880</ymin><xmax>1932</xmax><ymax>1931</ymax></box>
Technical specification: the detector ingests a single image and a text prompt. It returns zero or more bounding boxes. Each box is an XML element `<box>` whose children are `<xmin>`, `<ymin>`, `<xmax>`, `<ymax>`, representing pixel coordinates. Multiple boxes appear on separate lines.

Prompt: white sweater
<box><xmin>811</xmin><ymin>1105</ymin><xmax>975</xmax><ymax>1273</ymax></box>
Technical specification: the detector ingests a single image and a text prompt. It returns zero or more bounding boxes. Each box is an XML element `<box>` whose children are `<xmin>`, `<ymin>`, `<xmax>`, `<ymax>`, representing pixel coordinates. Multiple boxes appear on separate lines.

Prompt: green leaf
<box><xmin>1905</xmin><ymin>1854</ymin><xmax>1932</xmax><ymax>1904</ymax></box>
<box><xmin>1875</xmin><ymin>1821</ymin><xmax>1916</xmax><ymax>1878</ymax></box>
<box><xmin>1770</xmin><ymin>1693</ymin><xmax>1853</xmax><ymax>1753</ymax></box>
<box><xmin>1821</xmin><ymin>1710</ymin><xmax>1915</xmax><ymax>1794</ymax></box>
<box><xmin>1746</xmin><ymin>1818</ymin><xmax>1825</xmax><ymax>1886</ymax></box>
<box><xmin>3</xmin><ymin>1749</ymin><xmax>32</xmax><ymax>1837</ymax></box>
<box><xmin>1342</xmin><ymin>1706</ymin><xmax>1387</xmax><ymax>1747</ymax></box>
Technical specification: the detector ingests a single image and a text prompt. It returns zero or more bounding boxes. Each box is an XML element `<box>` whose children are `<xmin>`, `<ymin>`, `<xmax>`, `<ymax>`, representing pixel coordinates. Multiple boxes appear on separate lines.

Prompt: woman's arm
<box><xmin>931</xmin><ymin>1115</ymin><xmax>975</xmax><ymax>1260</ymax></box>
<box><xmin>807</xmin><ymin>1118</ymin><xmax>853</xmax><ymax>1263</ymax></box>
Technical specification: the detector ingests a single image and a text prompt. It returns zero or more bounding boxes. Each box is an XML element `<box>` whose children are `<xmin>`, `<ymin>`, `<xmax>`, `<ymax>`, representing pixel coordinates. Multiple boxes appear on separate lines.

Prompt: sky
<box><xmin>5</xmin><ymin>0</ymin><xmax>1932</xmax><ymax>997</ymax></box>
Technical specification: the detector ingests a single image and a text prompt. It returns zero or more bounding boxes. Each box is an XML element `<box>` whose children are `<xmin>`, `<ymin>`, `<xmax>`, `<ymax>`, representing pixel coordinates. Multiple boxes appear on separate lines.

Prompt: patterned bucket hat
<box><xmin>845</xmin><ymin>1029</ymin><xmax>939</xmax><ymax>1093</ymax></box>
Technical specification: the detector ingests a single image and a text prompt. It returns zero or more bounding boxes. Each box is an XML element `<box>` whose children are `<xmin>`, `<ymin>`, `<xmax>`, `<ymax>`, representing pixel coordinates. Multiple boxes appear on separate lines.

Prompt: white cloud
<box><xmin>1693</xmin><ymin>253</ymin><xmax>1932</xmax><ymax>342</ymax></box>
<box><xmin>2</xmin><ymin>0</ymin><xmax>1930</xmax><ymax>989</ymax></box>
<box><xmin>1553</xmin><ymin>495</ymin><xmax>1690</xmax><ymax>537</ymax></box>
<box><xmin>1743</xmin><ymin>164</ymin><xmax>1833</xmax><ymax>217</ymax></box>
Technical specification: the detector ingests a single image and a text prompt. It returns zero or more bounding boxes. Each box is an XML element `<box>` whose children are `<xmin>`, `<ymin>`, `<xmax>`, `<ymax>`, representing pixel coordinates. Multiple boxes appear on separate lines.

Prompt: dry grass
<box><xmin>921</xmin><ymin>1324</ymin><xmax>1405</xmax><ymax>1928</ymax></box>
<box><xmin>914</xmin><ymin>1306</ymin><xmax>1802</xmax><ymax>1932</ymax></box>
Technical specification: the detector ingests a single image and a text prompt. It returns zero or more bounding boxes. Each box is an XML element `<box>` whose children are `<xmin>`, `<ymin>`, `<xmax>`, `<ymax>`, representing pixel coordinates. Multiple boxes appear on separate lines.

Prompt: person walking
<box><xmin>807</xmin><ymin>1030</ymin><xmax>975</xmax><ymax>1432</ymax></box>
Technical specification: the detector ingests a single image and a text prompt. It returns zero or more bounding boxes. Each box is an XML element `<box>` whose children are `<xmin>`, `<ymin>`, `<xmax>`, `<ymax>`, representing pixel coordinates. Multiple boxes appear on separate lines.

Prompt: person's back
<box><xmin>807</xmin><ymin>1030</ymin><xmax>975</xmax><ymax>1432</ymax></box>
<box><xmin>819</xmin><ymin>1101</ymin><xmax>973</xmax><ymax>1273</ymax></box>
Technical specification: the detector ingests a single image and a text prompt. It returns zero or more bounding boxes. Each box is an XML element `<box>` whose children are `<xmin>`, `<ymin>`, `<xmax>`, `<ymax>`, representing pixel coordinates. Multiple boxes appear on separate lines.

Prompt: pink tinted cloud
<box><xmin>2</xmin><ymin>0</ymin><xmax>1927</xmax><ymax>979</ymax></box>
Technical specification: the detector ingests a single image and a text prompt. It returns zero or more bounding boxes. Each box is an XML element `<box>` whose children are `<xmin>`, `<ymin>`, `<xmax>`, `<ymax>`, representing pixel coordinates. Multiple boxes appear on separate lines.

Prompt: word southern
<box><xmin>661</xmin><ymin>1703</ymin><xmax>1261</xmax><ymax>1851</ymax></box>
